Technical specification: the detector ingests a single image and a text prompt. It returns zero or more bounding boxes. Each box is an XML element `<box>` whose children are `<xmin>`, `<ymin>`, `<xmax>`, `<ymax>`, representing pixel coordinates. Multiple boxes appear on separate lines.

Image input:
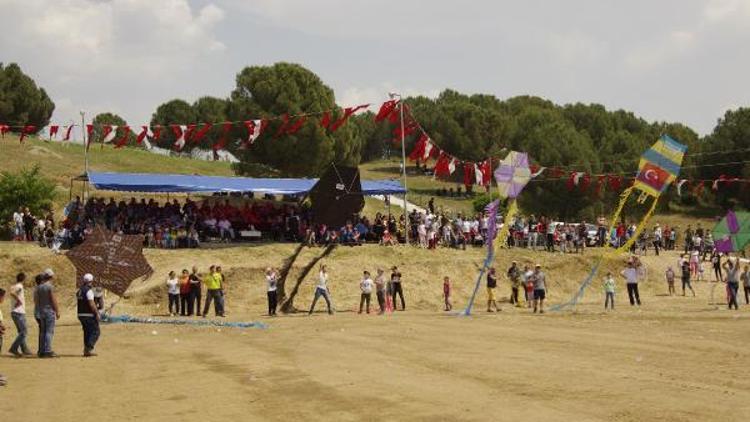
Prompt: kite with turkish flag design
<box><xmin>633</xmin><ymin>135</ymin><xmax>687</xmax><ymax>197</ymax></box>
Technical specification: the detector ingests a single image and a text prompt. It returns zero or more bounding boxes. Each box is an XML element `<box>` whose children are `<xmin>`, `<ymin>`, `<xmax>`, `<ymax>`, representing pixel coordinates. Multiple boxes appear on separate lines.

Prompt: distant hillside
<box><xmin>1</xmin><ymin>135</ymin><xmax>234</xmax><ymax>208</ymax></box>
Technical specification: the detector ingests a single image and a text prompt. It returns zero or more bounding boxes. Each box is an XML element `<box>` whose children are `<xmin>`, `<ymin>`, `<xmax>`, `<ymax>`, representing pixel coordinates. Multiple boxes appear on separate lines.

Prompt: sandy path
<box><xmin>3</xmin><ymin>303</ymin><xmax>749</xmax><ymax>422</ymax></box>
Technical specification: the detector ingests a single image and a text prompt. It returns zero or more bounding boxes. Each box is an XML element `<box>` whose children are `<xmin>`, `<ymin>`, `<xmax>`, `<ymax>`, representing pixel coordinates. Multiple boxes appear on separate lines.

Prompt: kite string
<box><xmin>494</xmin><ymin>199</ymin><xmax>518</xmax><ymax>250</ymax></box>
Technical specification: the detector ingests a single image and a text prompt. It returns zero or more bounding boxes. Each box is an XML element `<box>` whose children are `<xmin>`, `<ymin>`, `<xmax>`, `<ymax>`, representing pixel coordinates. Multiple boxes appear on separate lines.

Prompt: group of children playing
<box><xmin>442</xmin><ymin>262</ymin><xmax>550</xmax><ymax>314</ymax></box>
<box><xmin>439</xmin><ymin>254</ymin><xmax>750</xmax><ymax>313</ymax></box>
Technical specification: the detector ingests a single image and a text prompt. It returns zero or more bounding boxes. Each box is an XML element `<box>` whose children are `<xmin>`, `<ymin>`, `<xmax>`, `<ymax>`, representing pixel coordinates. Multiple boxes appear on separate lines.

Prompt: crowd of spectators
<box><xmin>13</xmin><ymin>194</ymin><xmax>725</xmax><ymax>259</ymax></box>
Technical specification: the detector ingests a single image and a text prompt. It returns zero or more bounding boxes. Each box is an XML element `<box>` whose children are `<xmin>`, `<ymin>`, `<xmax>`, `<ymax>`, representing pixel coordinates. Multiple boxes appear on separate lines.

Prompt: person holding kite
<box><xmin>77</xmin><ymin>273</ymin><xmax>101</xmax><ymax>357</ymax></box>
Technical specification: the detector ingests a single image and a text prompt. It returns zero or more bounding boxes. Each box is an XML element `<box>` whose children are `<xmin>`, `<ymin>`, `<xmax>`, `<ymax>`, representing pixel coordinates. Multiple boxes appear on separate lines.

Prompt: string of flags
<box><xmin>2</xmin><ymin>99</ymin><xmax>748</xmax><ymax>198</ymax></box>
<box><xmin>0</xmin><ymin>102</ymin><xmax>373</xmax><ymax>152</ymax></box>
<box><xmin>400</xmin><ymin>106</ymin><xmax>750</xmax><ymax>195</ymax></box>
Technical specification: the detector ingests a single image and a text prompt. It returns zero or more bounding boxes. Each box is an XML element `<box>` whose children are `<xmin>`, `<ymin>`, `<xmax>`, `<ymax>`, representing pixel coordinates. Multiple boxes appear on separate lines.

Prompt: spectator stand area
<box><xmin>62</xmin><ymin>171</ymin><xmax>405</xmax><ymax>249</ymax></box>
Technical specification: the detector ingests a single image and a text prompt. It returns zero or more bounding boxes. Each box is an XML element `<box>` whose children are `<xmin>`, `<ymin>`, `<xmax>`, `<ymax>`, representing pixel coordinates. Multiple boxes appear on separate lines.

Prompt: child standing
<box><xmin>665</xmin><ymin>267</ymin><xmax>676</xmax><ymax>296</ymax></box>
<box><xmin>359</xmin><ymin>271</ymin><xmax>373</xmax><ymax>314</ymax></box>
<box><xmin>443</xmin><ymin>276</ymin><xmax>452</xmax><ymax>311</ymax></box>
<box><xmin>603</xmin><ymin>272</ymin><xmax>615</xmax><ymax>310</ymax></box>
<box><xmin>166</xmin><ymin>271</ymin><xmax>180</xmax><ymax>316</ymax></box>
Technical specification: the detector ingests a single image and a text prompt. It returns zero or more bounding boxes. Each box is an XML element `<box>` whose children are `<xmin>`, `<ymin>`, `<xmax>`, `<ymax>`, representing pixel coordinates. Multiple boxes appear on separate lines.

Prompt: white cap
<box><xmin>83</xmin><ymin>273</ymin><xmax>94</xmax><ymax>282</ymax></box>
<box><xmin>43</xmin><ymin>268</ymin><xmax>55</xmax><ymax>277</ymax></box>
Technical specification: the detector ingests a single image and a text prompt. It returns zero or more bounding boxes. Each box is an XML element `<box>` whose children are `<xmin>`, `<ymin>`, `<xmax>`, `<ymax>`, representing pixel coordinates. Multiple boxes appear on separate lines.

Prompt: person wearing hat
<box><xmin>33</xmin><ymin>269</ymin><xmax>60</xmax><ymax>358</ymax></box>
<box><xmin>77</xmin><ymin>273</ymin><xmax>101</xmax><ymax>357</ymax></box>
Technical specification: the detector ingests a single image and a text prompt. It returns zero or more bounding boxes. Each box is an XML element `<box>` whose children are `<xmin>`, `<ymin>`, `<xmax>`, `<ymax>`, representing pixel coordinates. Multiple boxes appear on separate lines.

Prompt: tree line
<box><xmin>2</xmin><ymin>61</ymin><xmax>748</xmax><ymax>219</ymax></box>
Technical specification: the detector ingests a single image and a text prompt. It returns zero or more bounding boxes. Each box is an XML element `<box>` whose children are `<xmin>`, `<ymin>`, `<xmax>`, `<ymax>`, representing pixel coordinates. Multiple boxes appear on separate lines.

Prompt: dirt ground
<box><xmin>3</xmin><ymin>299</ymin><xmax>750</xmax><ymax>421</ymax></box>
<box><xmin>2</xmin><ymin>242</ymin><xmax>750</xmax><ymax>421</ymax></box>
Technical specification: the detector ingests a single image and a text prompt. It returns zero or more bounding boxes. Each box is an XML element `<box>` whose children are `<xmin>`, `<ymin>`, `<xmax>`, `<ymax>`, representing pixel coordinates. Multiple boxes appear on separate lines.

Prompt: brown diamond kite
<box><xmin>66</xmin><ymin>226</ymin><xmax>153</xmax><ymax>296</ymax></box>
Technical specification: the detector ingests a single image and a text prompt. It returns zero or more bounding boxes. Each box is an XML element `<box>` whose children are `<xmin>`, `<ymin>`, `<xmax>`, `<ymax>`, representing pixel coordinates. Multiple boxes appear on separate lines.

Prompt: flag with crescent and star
<box><xmin>633</xmin><ymin>135</ymin><xmax>687</xmax><ymax>197</ymax></box>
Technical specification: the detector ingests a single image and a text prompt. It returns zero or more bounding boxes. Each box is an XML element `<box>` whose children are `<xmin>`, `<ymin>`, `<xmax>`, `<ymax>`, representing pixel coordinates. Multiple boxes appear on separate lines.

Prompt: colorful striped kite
<box><xmin>460</xmin><ymin>151</ymin><xmax>533</xmax><ymax>316</ymax></box>
<box><xmin>552</xmin><ymin>135</ymin><xmax>687</xmax><ymax>311</ymax></box>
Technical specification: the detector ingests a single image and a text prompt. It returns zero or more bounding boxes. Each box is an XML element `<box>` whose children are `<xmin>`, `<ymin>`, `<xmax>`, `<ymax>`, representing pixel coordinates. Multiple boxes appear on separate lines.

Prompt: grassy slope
<box><xmin>359</xmin><ymin>159</ymin><xmax>477</xmax><ymax>216</ymax></box>
<box><xmin>1</xmin><ymin>135</ymin><xmax>233</xmax><ymax>210</ymax></box>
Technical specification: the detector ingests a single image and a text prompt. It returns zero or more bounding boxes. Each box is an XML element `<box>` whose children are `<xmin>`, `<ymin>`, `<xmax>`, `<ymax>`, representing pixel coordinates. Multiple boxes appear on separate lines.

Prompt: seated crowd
<box><xmin>13</xmin><ymin>194</ymin><xmax>700</xmax><ymax>256</ymax></box>
<box><xmin>40</xmin><ymin>195</ymin><xmax>311</xmax><ymax>249</ymax></box>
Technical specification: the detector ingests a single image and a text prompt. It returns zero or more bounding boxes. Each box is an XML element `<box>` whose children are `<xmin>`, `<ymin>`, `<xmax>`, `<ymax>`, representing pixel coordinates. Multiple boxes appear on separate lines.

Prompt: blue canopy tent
<box><xmin>86</xmin><ymin>171</ymin><xmax>406</xmax><ymax>196</ymax></box>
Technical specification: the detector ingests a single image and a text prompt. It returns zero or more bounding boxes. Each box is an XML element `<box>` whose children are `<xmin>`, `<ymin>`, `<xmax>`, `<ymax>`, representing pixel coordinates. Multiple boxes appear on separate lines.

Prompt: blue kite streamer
<box><xmin>458</xmin><ymin>200</ymin><xmax>500</xmax><ymax>316</ymax></box>
<box><xmin>104</xmin><ymin>314</ymin><xmax>268</xmax><ymax>329</ymax></box>
<box><xmin>549</xmin><ymin>258</ymin><xmax>603</xmax><ymax>312</ymax></box>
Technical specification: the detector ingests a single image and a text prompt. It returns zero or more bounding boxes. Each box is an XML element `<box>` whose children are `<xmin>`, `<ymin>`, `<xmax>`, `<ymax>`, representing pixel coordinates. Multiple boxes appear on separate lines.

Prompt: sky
<box><xmin>1</xmin><ymin>0</ymin><xmax>749</xmax><ymax>136</ymax></box>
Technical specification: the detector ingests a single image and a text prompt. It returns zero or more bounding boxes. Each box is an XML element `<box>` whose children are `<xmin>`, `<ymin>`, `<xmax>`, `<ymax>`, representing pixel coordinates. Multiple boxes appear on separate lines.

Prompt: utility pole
<box><xmin>80</xmin><ymin>111</ymin><xmax>89</xmax><ymax>200</ymax></box>
<box><xmin>390</xmin><ymin>92</ymin><xmax>409</xmax><ymax>245</ymax></box>
<box><xmin>81</xmin><ymin>111</ymin><xmax>88</xmax><ymax>174</ymax></box>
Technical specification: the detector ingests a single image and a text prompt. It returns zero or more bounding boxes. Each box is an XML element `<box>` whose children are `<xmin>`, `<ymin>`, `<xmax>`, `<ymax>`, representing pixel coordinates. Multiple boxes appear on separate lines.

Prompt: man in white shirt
<box><xmin>620</xmin><ymin>261</ymin><xmax>642</xmax><ymax>306</ymax></box>
<box><xmin>359</xmin><ymin>271</ymin><xmax>374</xmax><ymax>314</ymax></box>
<box><xmin>308</xmin><ymin>265</ymin><xmax>334</xmax><ymax>315</ymax></box>
<box><xmin>218</xmin><ymin>218</ymin><xmax>234</xmax><ymax>242</ymax></box>
<box><xmin>9</xmin><ymin>272</ymin><xmax>32</xmax><ymax>356</ymax></box>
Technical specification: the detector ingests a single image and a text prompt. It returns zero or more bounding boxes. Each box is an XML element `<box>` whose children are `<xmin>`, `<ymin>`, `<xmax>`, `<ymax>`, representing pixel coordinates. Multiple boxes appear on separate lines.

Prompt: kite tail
<box><xmin>549</xmin><ymin>258</ymin><xmax>603</xmax><ymax>312</ymax></box>
<box><xmin>614</xmin><ymin>197</ymin><xmax>658</xmax><ymax>253</ymax></box>
<box><xmin>606</xmin><ymin>186</ymin><xmax>634</xmax><ymax>237</ymax></box>
<box><xmin>458</xmin><ymin>248</ymin><xmax>494</xmax><ymax>316</ymax></box>
<box><xmin>495</xmin><ymin>199</ymin><xmax>518</xmax><ymax>249</ymax></box>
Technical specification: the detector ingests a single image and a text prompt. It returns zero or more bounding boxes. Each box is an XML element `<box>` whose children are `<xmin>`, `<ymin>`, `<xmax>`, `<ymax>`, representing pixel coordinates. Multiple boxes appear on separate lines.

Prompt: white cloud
<box><xmin>0</xmin><ymin>0</ymin><xmax>227</xmax><ymax>124</ymax></box>
<box><xmin>336</xmin><ymin>84</ymin><xmax>440</xmax><ymax>108</ymax></box>
<box><xmin>703</xmin><ymin>0</ymin><xmax>750</xmax><ymax>22</ymax></box>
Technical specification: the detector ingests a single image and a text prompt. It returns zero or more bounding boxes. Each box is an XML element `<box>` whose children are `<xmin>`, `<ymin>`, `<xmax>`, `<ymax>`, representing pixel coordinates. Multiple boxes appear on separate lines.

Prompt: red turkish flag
<box><xmin>329</xmin><ymin>104</ymin><xmax>369</xmax><ymax>132</ymax></box>
<box><xmin>191</xmin><ymin>123</ymin><xmax>212</xmax><ymax>143</ymax></box>
<box><xmin>113</xmin><ymin>126</ymin><xmax>131</xmax><ymax>148</ymax></box>
<box><xmin>320</xmin><ymin>111</ymin><xmax>331</xmax><ymax>129</ymax></box>
<box><xmin>86</xmin><ymin>124</ymin><xmax>95</xmax><ymax>151</ymax></box>
<box><xmin>375</xmin><ymin>100</ymin><xmax>398</xmax><ymax>122</ymax></box>
<box><xmin>285</xmin><ymin>116</ymin><xmax>307</xmax><ymax>135</ymax></box>
<box><xmin>48</xmin><ymin>125</ymin><xmax>59</xmax><ymax>141</ymax></box>
<box><xmin>19</xmin><ymin>125</ymin><xmax>36</xmax><ymax>142</ymax></box>
<box><xmin>136</xmin><ymin>126</ymin><xmax>149</xmax><ymax>144</ymax></box>
<box><xmin>636</xmin><ymin>162</ymin><xmax>670</xmax><ymax>192</ymax></box>
<box><xmin>214</xmin><ymin>121</ymin><xmax>233</xmax><ymax>151</ymax></box>
<box><xmin>63</xmin><ymin>125</ymin><xmax>75</xmax><ymax>141</ymax></box>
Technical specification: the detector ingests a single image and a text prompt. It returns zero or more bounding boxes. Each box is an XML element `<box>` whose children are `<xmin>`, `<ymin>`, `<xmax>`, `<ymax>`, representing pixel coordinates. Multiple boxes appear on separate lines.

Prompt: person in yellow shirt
<box><xmin>214</xmin><ymin>266</ymin><xmax>226</xmax><ymax>317</ymax></box>
<box><xmin>201</xmin><ymin>266</ymin><xmax>223</xmax><ymax>317</ymax></box>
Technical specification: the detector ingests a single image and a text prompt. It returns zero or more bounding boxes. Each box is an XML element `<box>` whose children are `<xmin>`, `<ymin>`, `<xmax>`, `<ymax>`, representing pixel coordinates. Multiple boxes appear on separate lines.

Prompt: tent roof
<box><xmin>86</xmin><ymin>171</ymin><xmax>405</xmax><ymax>196</ymax></box>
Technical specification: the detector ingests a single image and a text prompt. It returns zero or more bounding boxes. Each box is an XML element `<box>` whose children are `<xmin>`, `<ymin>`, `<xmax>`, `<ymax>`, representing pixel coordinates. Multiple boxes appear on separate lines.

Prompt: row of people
<box><xmin>1</xmin><ymin>269</ymin><xmax>102</xmax><ymax>360</ymax></box>
<box><xmin>165</xmin><ymin>266</ymin><xmax>226</xmax><ymax>317</ymax></box>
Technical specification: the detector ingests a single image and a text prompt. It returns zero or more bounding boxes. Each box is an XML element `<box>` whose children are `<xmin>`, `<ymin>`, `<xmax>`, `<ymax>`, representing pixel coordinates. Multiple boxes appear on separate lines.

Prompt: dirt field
<box><xmin>2</xmin><ymin>242</ymin><xmax>750</xmax><ymax>421</ymax></box>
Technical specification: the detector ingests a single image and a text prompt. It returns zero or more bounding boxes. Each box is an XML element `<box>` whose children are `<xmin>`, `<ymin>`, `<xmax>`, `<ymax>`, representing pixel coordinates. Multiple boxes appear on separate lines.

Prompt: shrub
<box><xmin>0</xmin><ymin>165</ymin><xmax>56</xmax><ymax>234</ymax></box>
